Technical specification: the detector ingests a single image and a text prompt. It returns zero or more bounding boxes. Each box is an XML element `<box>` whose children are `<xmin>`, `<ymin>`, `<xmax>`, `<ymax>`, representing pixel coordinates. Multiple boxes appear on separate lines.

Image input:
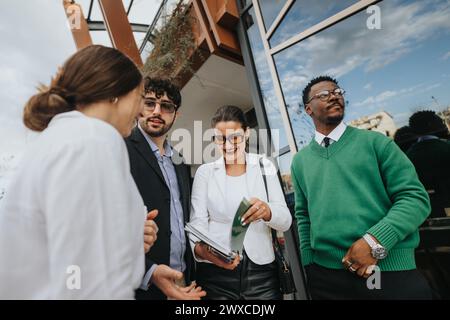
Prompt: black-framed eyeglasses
<box><xmin>306</xmin><ymin>88</ymin><xmax>345</xmax><ymax>104</ymax></box>
<box><xmin>213</xmin><ymin>133</ymin><xmax>245</xmax><ymax>145</ymax></box>
<box><xmin>143</xmin><ymin>98</ymin><xmax>178</xmax><ymax>114</ymax></box>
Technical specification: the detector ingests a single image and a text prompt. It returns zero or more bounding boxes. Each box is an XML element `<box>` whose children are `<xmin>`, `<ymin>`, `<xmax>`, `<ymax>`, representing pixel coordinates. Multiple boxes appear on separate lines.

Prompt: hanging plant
<box><xmin>143</xmin><ymin>0</ymin><xmax>197</xmax><ymax>84</ymax></box>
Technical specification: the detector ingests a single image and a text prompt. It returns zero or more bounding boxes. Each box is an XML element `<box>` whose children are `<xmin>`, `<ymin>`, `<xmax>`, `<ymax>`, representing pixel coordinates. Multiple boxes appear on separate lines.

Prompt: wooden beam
<box><xmin>191</xmin><ymin>0</ymin><xmax>215</xmax><ymax>52</ymax></box>
<box><xmin>62</xmin><ymin>0</ymin><xmax>93</xmax><ymax>50</ymax></box>
<box><xmin>98</xmin><ymin>0</ymin><xmax>143</xmax><ymax>67</ymax></box>
<box><xmin>200</xmin><ymin>0</ymin><xmax>241</xmax><ymax>56</ymax></box>
<box><xmin>215</xmin><ymin>0</ymin><xmax>239</xmax><ymax>29</ymax></box>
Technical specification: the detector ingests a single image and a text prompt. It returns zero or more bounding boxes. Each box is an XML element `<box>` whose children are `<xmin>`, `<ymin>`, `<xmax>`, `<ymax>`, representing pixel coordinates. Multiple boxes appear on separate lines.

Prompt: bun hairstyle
<box><xmin>23</xmin><ymin>45</ymin><xmax>143</xmax><ymax>131</ymax></box>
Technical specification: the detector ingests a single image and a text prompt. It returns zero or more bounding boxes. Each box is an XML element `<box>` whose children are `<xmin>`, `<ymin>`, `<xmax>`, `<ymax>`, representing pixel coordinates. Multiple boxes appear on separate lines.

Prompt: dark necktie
<box><xmin>323</xmin><ymin>137</ymin><xmax>331</xmax><ymax>148</ymax></box>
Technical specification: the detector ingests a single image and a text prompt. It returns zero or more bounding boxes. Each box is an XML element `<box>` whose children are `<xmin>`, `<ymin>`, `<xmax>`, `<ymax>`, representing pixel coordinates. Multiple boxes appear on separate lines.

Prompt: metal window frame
<box><xmin>270</xmin><ymin>0</ymin><xmax>381</xmax><ymax>55</ymax></box>
<box><xmin>249</xmin><ymin>0</ymin><xmax>381</xmax><ymax>156</ymax></box>
<box><xmin>83</xmin><ymin>0</ymin><xmax>151</xmax><ymax>34</ymax></box>
<box><xmin>237</xmin><ymin>0</ymin><xmax>386</xmax><ymax>300</ymax></box>
<box><xmin>265</xmin><ymin>0</ymin><xmax>294</xmax><ymax>40</ymax></box>
<box><xmin>252</xmin><ymin>0</ymin><xmax>298</xmax><ymax>154</ymax></box>
<box><xmin>139</xmin><ymin>0</ymin><xmax>170</xmax><ymax>52</ymax></box>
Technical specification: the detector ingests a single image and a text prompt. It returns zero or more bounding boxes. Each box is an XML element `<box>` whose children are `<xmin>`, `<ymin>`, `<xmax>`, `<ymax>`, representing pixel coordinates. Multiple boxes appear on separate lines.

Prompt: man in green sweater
<box><xmin>291</xmin><ymin>75</ymin><xmax>432</xmax><ymax>299</ymax></box>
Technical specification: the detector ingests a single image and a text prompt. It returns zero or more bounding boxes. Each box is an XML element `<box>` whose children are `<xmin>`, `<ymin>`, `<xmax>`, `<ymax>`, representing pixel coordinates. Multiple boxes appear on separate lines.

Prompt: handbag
<box><xmin>259</xmin><ymin>158</ymin><xmax>297</xmax><ymax>294</ymax></box>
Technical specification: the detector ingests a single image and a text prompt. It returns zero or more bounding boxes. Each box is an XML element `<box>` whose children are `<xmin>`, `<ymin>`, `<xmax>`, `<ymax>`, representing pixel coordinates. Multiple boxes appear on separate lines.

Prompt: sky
<box><xmin>0</xmin><ymin>0</ymin><xmax>163</xmax><ymax>160</ymax></box>
<box><xmin>252</xmin><ymin>0</ymin><xmax>450</xmax><ymax>149</ymax></box>
<box><xmin>0</xmin><ymin>1</ymin><xmax>75</xmax><ymax>158</ymax></box>
<box><xmin>0</xmin><ymin>0</ymin><xmax>162</xmax><ymax>192</ymax></box>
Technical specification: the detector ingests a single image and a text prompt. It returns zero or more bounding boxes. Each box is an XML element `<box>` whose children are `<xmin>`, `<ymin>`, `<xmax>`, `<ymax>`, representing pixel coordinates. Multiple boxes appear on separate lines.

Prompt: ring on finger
<box><xmin>349</xmin><ymin>266</ymin><xmax>357</xmax><ymax>273</ymax></box>
<box><xmin>342</xmin><ymin>259</ymin><xmax>353</xmax><ymax>268</ymax></box>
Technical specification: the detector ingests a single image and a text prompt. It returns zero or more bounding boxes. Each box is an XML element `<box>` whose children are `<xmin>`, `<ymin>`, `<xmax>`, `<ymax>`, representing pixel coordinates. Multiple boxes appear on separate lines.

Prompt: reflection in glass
<box><xmin>258</xmin><ymin>0</ymin><xmax>287</xmax><ymax>32</ymax></box>
<box><xmin>277</xmin><ymin>152</ymin><xmax>294</xmax><ymax>194</ymax></box>
<box><xmin>238</xmin><ymin>0</ymin><xmax>251</xmax><ymax>10</ymax></box>
<box><xmin>274</xmin><ymin>0</ymin><xmax>450</xmax><ymax>149</ymax></box>
<box><xmin>244</xmin><ymin>8</ymin><xmax>289</xmax><ymax>150</ymax></box>
<box><xmin>270</xmin><ymin>0</ymin><xmax>357</xmax><ymax>48</ymax></box>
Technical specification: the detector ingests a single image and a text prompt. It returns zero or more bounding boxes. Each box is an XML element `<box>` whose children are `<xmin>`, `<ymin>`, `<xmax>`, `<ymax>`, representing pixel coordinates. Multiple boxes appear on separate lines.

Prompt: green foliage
<box><xmin>143</xmin><ymin>1</ymin><xmax>197</xmax><ymax>84</ymax></box>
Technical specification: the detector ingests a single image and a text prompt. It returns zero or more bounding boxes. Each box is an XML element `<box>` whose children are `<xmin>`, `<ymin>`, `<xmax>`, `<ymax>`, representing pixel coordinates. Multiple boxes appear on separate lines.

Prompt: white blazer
<box><xmin>189</xmin><ymin>153</ymin><xmax>292</xmax><ymax>265</ymax></box>
<box><xmin>0</xmin><ymin>111</ymin><xmax>145</xmax><ymax>299</ymax></box>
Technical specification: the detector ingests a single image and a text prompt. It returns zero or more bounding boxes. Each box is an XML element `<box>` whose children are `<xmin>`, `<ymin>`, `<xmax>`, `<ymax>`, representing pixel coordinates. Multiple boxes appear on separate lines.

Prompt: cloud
<box><xmin>0</xmin><ymin>1</ymin><xmax>76</xmax><ymax>155</ymax></box>
<box><xmin>364</xmin><ymin>83</ymin><xmax>373</xmax><ymax>90</ymax></box>
<box><xmin>442</xmin><ymin>51</ymin><xmax>450</xmax><ymax>60</ymax></box>
<box><xmin>273</xmin><ymin>0</ymin><xmax>450</xmax><ymax>126</ymax></box>
<box><xmin>352</xmin><ymin>82</ymin><xmax>442</xmax><ymax>109</ymax></box>
<box><xmin>276</xmin><ymin>0</ymin><xmax>450</xmax><ymax>94</ymax></box>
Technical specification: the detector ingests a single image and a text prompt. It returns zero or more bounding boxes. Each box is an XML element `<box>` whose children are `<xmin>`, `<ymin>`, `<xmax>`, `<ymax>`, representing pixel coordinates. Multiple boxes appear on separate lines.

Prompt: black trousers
<box><xmin>305</xmin><ymin>263</ymin><xmax>432</xmax><ymax>300</ymax></box>
<box><xmin>196</xmin><ymin>251</ymin><xmax>282</xmax><ymax>300</ymax></box>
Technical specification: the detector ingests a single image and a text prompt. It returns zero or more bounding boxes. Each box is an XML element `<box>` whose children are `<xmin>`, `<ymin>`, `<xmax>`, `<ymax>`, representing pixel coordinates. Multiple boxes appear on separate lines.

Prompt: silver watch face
<box><xmin>372</xmin><ymin>245</ymin><xmax>387</xmax><ymax>259</ymax></box>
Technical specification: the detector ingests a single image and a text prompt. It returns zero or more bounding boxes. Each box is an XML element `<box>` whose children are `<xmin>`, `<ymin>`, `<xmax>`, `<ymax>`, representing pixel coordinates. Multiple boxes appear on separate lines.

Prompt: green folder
<box><xmin>230</xmin><ymin>197</ymin><xmax>252</xmax><ymax>254</ymax></box>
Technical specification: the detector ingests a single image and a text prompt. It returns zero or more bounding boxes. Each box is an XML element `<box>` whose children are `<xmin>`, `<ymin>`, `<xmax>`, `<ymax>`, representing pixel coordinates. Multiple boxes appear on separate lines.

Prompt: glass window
<box><xmin>258</xmin><ymin>0</ymin><xmax>288</xmax><ymax>32</ymax></box>
<box><xmin>89</xmin><ymin>0</ymin><xmax>103</xmax><ymax>21</ymax></box>
<box><xmin>244</xmin><ymin>7</ymin><xmax>289</xmax><ymax>151</ymax></box>
<box><xmin>238</xmin><ymin>0</ymin><xmax>251</xmax><ymax>11</ymax></box>
<box><xmin>274</xmin><ymin>0</ymin><xmax>450</xmax><ymax>151</ymax></box>
<box><xmin>90</xmin><ymin>30</ymin><xmax>113</xmax><ymax>47</ymax></box>
<box><xmin>140</xmin><ymin>40</ymin><xmax>154</xmax><ymax>62</ymax></box>
<box><xmin>127</xmin><ymin>0</ymin><xmax>164</xmax><ymax>25</ymax></box>
<box><xmin>123</xmin><ymin>0</ymin><xmax>132</xmax><ymax>12</ymax></box>
<box><xmin>270</xmin><ymin>0</ymin><xmax>357</xmax><ymax>48</ymax></box>
<box><xmin>77</xmin><ymin>0</ymin><xmax>91</xmax><ymax>18</ymax></box>
<box><xmin>133</xmin><ymin>31</ymin><xmax>146</xmax><ymax>50</ymax></box>
<box><xmin>277</xmin><ymin>152</ymin><xmax>294</xmax><ymax>195</ymax></box>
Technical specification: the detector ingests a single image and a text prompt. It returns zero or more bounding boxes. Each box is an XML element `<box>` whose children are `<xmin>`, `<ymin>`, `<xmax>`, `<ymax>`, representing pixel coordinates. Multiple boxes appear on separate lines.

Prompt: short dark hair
<box><xmin>211</xmin><ymin>105</ymin><xmax>249</xmax><ymax>130</ymax></box>
<box><xmin>393</xmin><ymin>126</ymin><xmax>417</xmax><ymax>152</ymax></box>
<box><xmin>409</xmin><ymin>110</ymin><xmax>448</xmax><ymax>137</ymax></box>
<box><xmin>302</xmin><ymin>75</ymin><xmax>339</xmax><ymax>107</ymax></box>
<box><xmin>144</xmin><ymin>77</ymin><xmax>181</xmax><ymax>109</ymax></box>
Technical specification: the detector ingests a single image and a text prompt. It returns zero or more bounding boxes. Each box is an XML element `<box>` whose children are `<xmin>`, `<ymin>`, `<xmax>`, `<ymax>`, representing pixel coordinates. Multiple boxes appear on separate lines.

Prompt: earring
<box><xmin>112</xmin><ymin>97</ymin><xmax>119</xmax><ymax>104</ymax></box>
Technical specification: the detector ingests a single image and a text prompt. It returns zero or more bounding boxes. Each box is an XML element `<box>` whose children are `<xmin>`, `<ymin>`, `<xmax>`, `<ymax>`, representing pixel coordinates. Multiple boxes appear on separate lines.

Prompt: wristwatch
<box><xmin>363</xmin><ymin>234</ymin><xmax>387</xmax><ymax>259</ymax></box>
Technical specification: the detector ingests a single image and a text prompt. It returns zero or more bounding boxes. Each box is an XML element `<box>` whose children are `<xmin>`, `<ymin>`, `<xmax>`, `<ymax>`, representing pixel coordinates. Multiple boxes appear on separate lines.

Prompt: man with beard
<box><xmin>125</xmin><ymin>77</ymin><xmax>205</xmax><ymax>300</ymax></box>
<box><xmin>291</xmin><ymin>76</ymin><xmax>432</xmax><ymax>299</ymax></box>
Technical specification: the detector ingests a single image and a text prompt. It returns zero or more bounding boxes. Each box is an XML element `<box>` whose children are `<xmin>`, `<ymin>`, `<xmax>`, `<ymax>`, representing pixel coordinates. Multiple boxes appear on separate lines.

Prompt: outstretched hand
<box><xmin>152</xmin><ymin>265</ymin><xmax>207</xmax><ymax>300</ymax></box>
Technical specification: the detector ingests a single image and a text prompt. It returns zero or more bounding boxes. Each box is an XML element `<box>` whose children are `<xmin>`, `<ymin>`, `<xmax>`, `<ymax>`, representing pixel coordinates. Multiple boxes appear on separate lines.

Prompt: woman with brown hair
<box><xmin>189</xmin><ymin>105</ymin><xmax>292</xmax><ymax>299</ymax></box>
<box><xmin>0</xmin><ymin>45</ymin><xmax>157</xmax><ymax>299</ymax></box>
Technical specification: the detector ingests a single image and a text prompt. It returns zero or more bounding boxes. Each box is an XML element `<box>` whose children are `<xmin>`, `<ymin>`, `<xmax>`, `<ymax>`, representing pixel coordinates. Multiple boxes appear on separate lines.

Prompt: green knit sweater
<box><xmin>290</xmin><ymin>126</ymin><xmax>430</xmax><ymax>271</ymax></box>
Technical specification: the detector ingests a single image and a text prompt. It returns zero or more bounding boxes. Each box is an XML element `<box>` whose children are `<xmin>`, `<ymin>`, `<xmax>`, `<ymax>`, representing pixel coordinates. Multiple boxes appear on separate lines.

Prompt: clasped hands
<box><xmin>342</xmin><ymin>236</ymin><xmax>379</xmax><ymax>278</ymax></box>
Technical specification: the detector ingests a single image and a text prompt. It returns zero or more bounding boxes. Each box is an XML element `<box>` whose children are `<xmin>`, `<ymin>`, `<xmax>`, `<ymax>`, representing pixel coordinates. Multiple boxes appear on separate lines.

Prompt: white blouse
<box><xmin>224</xmin><ymin>174</ymin><xmax>249</xmax><ymax>252</ymax></box>
<box><xmin>189</xmin><ymin>153</ymin><xmax>292</xmax><ymax>265</ymax></box>
<box><xmin>0</xmin><ymin>111</ymin><xmax>146</xmax><ymax>299</ymax></box>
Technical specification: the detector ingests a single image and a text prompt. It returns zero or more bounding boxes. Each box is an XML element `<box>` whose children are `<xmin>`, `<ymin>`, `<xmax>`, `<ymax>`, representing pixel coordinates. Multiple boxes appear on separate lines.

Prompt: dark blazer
<box><xmin>125</xmin><ymin>127</ymin><xmax>194</xmax><ymax>300</ymax></box>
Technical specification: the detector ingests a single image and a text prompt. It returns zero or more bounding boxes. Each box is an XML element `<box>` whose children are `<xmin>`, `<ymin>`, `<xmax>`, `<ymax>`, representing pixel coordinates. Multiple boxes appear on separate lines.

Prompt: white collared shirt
<box><xmin>314</xmin><ymin>122</ymin><xmax>347</xmax><ymax>147</ymax></box>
